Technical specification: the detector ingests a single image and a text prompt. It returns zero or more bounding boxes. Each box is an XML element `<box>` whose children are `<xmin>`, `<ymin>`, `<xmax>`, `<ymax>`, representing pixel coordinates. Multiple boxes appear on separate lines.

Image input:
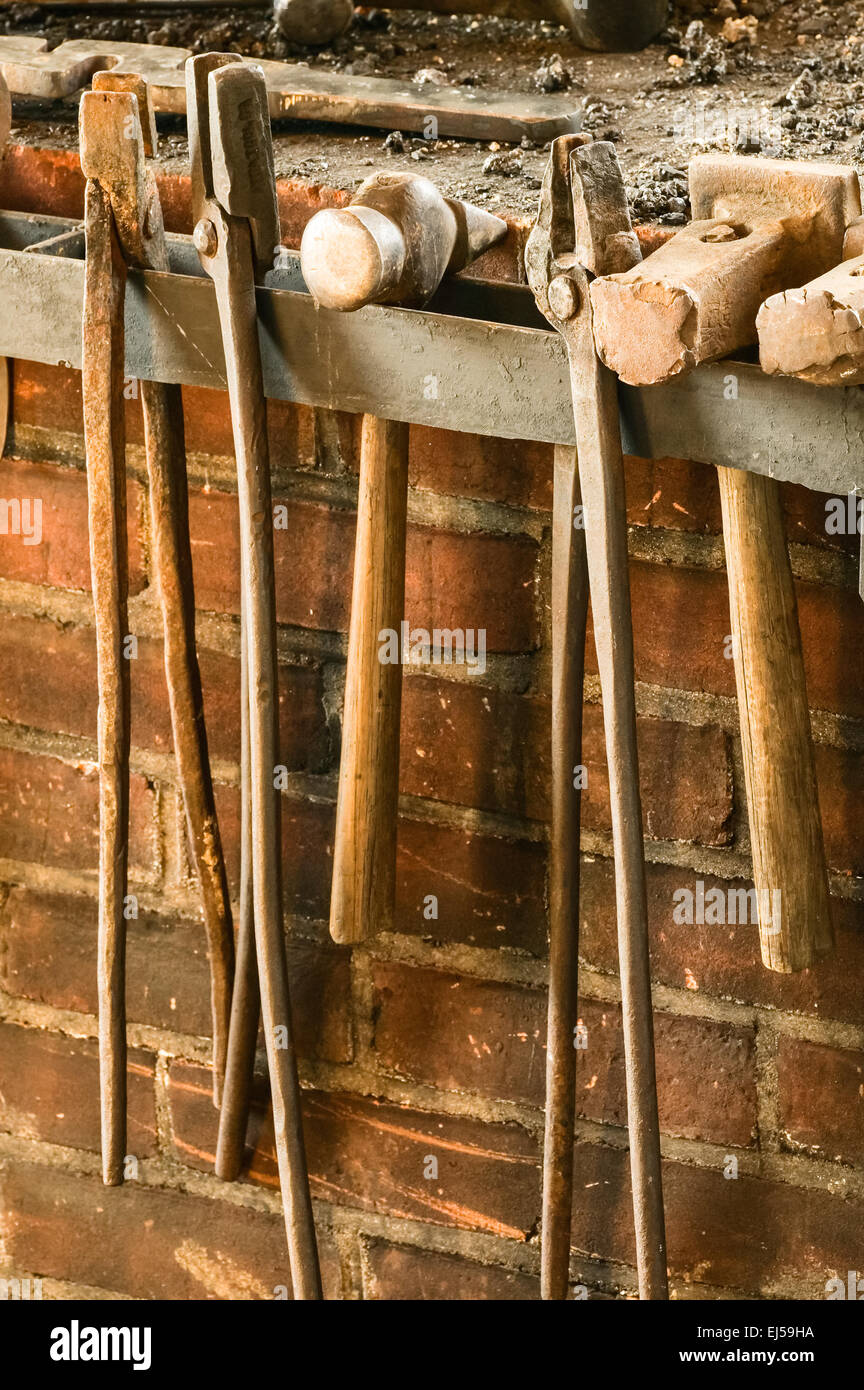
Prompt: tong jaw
<box><xmin>79</xmin><ymin>75</ymin><xmax>165</xmax><ymax>270</ymax></box>
<box><xmin>187</xmin><ymin>52</ymin><xmax>279</xmax><ymax>277</ymax></box>
<box><xmin>526</xmin><ymin>134</ymin><xmax>641</xmax><ymax>331</ymax></box>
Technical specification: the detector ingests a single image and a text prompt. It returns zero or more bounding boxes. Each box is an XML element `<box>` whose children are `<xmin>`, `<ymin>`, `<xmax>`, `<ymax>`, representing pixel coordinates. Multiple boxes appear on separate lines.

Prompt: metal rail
<box><xmin>2</xmin><ymin>209</ymin><xmax>863</xmax><ymax>524</ymax></box>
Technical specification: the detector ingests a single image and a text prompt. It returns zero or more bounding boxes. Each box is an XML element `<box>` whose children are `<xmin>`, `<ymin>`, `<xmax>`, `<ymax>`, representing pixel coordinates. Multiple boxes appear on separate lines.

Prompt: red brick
<box><xmin>212</xmin><ymin>785</ymin><xmax>333</xmax><ymax>919</ymax></box>
<box><xmin>370</xmin><ymin>961</ymin><xmax>756</xmax><ymax>1146</ymax></box>
<box><xmin>168</xmin><ymin>1067</ymin><xmax>540</xmax><ymax>1241</ymax></box>
<box><xmin>362</xmin><ymin>1239</ymin><xmax>540</xmax><ymax>1300</ymax></box>
<box><xmin>0</xmin><ymin>746</ymin><xmax>158</xmax><ymax>874</ymax></box>
<box><xmin>0</xmin><ymin>614</ymin><xmax>329</xmax><ymax>772</ymax></box>
<box><xmin>409</xmin><ymin>427</ymin><xmax>553</xmax><ymax>511</ymax></box>
<box><xmin>395</xmin><ymin>817</ymin><xmax>546</xmax><ymax>954</ymax></box>
<box><xmin>0</xmin><ymin>455</ymin><xmax>145</xmax><ymax>594</ymax></box>
<box><xmin>0</xmin><ymin>887</ymin><xmax>352</xmax><ymax>1064</ymax></box>
<box><xmin>570</xmin><ymin>1141</ymin><xmax>864</xmax><ymax>1296</ymax></box>
<box><xmin>581</xmin><ymin>854</ymin><xmax>864</xmax><ymax>1027</ymax></box>
<box><xmin>0</xmin><ymin>1021</ymin><xmax>156</xmax><ymax>1157</ymax></box>
<box><xmin>0</xmin><ymin>1159</ymin><xmax>341</xmax><ymax>1299</ymax></box>
<box><xmin>0</xmin><ymin>145</ymin><xmax>85</xmax><ymax>220</ymax></box>
<box><xmin>815</xmin><ymin>743</ymin><xmax>864</xmax><ymax>875</ymax></box>
<box><xmin>626</xmin><ymin>455</ymin><xmax>721</xmax><ymax>534</ymax></box>
<box><xmin>189</xmin><ymin>486</ymin><xmax>538</xmax><ymax>651</ymax></box>
<box><xmin>777</xmin><ymin>1037</ymin><xmax>864</xmax><ymax>1166</ymax></box>
<box><xmin>400</xmin><ymin>676</ymin><xmax>733</xmax><ymax>845</ymax></box>
<box><xmin>11</xmin><ymin>360</ymin><xmax>322</xmax><ymax>476</ymax></box>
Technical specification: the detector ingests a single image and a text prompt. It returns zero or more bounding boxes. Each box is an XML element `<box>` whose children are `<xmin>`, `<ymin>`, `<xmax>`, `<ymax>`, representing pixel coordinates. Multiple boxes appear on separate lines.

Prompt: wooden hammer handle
<box><xmin>718</xmin><ymin>467</ymin><xmax>833</xmax><ymax>973</ymax></box>
<box><xmin>330</xmin><ymin>415</ymin><xmax>409</xmax><ymax>944</ymax></box>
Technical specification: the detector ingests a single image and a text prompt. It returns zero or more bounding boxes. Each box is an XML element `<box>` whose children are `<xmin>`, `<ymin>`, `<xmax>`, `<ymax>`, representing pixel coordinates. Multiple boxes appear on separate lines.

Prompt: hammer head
<box><xmin>299</xmin><ymin>171</ymin><xmax>506</xmax><ymax>312</ymax></box>
<box><xmin>591</xmin><ymin>155</ymin><xmax>861</xmax><ymax>387</ymax></box>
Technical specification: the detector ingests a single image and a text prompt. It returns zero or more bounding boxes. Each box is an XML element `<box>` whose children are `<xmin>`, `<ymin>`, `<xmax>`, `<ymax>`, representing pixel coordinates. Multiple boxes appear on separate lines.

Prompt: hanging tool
<box><xmin>300</xmin><ymin>173</ymin><xmax>507</xmax><ymax>946</ymax></box>
<box><xmin>81</xmin><ymin>72</ymin><xmax>236</xmax><ymax>1108</ymax></box>
<box><xmin>187</xmin><ymin>51</ymin><xmax>321</xmax><ymax>1297</ymax></box>
<box><xmin>80</xmin><ymin>94</ymin><xmax>130</xmax><ymax>1188</ymax></box>
<box><xmin>591</xmin><ymin>154</ymin><xmax>860</xmax><ymax>974</ymax></box>
<box><xmin>526</xmin><ymin>135</ymin><xmax>668</xmax><ymax>1300</ymax></box>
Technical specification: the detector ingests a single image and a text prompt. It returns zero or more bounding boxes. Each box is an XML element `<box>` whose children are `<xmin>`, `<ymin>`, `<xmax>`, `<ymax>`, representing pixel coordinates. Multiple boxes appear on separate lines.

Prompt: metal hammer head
<box><xmin>299</xmin><ymin>171</ymin><xmax>507</xmax><ymax>312</ymax></box>
<box><xmin>590</xmin><ymin>155</ymin><xmax>861</xmax><ymax>387</ymax></box>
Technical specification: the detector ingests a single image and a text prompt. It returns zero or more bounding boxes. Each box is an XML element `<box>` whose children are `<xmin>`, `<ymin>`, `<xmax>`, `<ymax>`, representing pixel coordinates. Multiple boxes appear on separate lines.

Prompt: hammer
<box><xmin>590</xmin><ymin>154</ymin><xmax>860</xmax><ymax>974</ymax></box>
<box><xmin>300</xmin><ymin>173</ymin><xmax>507</xmax><ymax>945</ymax></box>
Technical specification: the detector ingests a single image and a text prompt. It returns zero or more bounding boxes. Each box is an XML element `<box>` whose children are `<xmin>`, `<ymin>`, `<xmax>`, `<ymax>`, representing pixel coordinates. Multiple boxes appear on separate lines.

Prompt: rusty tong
<box><xmin>526</xmin><ymin>135</ymin><xmax>668</xmax><ymax>1300</ymax></box>
<box><xmin>186</xmin><ymin>51</ymin><xmax>321</xmax><ymax>1298</ymax></box>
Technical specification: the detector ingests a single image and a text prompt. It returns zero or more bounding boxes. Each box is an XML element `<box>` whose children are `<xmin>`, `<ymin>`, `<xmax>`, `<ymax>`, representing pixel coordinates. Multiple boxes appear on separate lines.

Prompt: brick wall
<box><xmin>0</xmin><ymin>148</ymin><xmax>863</xmax><ymax>1301</ymax></box>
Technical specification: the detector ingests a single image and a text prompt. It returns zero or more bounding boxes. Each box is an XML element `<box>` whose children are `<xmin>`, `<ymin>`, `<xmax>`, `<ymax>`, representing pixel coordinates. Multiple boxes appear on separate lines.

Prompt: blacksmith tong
<box><xmin>187</xmin><ymin>52</ymin><xmax>321</xmax><ymax>1298</ymax></box>
<box><xmin>526</xmin><ymin>136</ymin><xmax>668</xmax><ymax>1300</ymax></box>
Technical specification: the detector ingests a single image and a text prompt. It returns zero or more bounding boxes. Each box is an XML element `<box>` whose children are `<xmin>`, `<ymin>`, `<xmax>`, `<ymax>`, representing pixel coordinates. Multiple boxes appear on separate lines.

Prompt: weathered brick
<box><xmin>409</xmin><ymin>427</ymin><xmax>553</xmax><ymax>511</ymax></box>
<box><xmin>362</xmin><ymin>1238</ymin><xmax>540</xmax><ymax>1300</ymax></box>
<box><xmin>370</xmin><ymin>961</ymin><xmax>756</xmax><ymax>1145</ymax></box>
<box><xmin>816</xmin><ymin>743</ymin><xmax>864</xmax><ymax>875</ymax></box>
<box><xmin>212</xmin><ymin>785</ymin><xmax>333</xmax><ymax>920</ymax></box>
<box><xmin>777</xmin><ymin>1037</ymin><xmax>864</xmax><ymax>1166</ymax></box>
<box><xmin>189</xmin><ymin>485</ymin><xmax>538</xmax><ymax>650</ymax></box>
<box><xmin>570</xmin><ymin>1141</ymin><xmax>864</xmax><ymax>1296</ymax></box>
<box><xmin>0</xmin><ymin>887</ymin><xmax>352</xmax><ymax>1064</ymax></box>
<box><xmin>0</xmin><ymin>613</ymin><xmax>329</xmax><ymax>772</ymax></box>
<box><xmin>168</xmin><ymin>1067</ymin><xmax>541</xmax><ymax>1241</ymax></box>
<box><xmin>0</xmin><ymin>1159</ymin><xmax>341</xmax><ymax>1299</ymax></box>
<box><xmin>0</xmin><ymin>747</ymin><xmax>158</xmax><ymax>874</ymax></box>
<box><xmin>400</xmin><ymin>676</ymin><xmax>733</xmax><ymax>845</ymax></box>
<box><xmin>0</xmin><ymin>145</ymin><xmax>85</xmax><ymax>219</ymax></box>
<box><xmin>395</xmin><ymin>817</ymin><xmax>546</xmax><ymax>954</ymax></box>
<box><xmin>0</xmin><ymin>1021</ymin><xmax>156</xmax><ymax>1157</ymax></box>
<box><xmin>581</xmin><ymin>854</ymin><xmax>864</xmax><ymax>1027</ymax></box>
<box><xmin>0</xmin><ymin>454</ymin><xmax>145</xmax><ymax>594</ymax></box>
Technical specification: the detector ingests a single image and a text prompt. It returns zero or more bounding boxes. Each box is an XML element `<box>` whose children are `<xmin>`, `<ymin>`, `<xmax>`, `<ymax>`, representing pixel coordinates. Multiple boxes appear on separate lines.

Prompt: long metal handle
<box><xmin>209</xmin><ymin>210</ymin><xmax>321</xmax><ymax>1298</ymax></box>
<box><xmin>82</xmin><ymin>179</ymin><xmax>130</xmax><ymax>1187</ymax></box>
<box><xmin>542</xmin><ymin>444</ymin><xmax>589</xmax><ymax>1300</ymax></box>
<box><xmin>569</xmin><ymin>322</ymin><xmax>668</xmax><ymax>1301</ymax></box>
<box><xmin>216</xmin><ymin>579</ymin><xmax>261</xmax><ymax>1180</ymax></box>
<box><xmin>139</xmin><ymin>378</ymin><xmax>235</xmax><ymax>1102</ymax></box>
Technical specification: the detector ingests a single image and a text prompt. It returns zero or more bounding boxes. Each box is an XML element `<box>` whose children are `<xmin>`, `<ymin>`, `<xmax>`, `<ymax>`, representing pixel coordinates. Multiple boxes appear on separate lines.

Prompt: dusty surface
<box><xmin>2</xmin><ymin>3</ymin><xmax>864</xmax><ymax>222</ymax></box>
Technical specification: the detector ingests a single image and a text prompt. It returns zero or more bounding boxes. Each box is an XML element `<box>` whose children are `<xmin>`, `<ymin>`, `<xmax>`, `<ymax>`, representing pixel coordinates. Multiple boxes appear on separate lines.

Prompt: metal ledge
<box><xmin>1</xmin><ymin>210</ymin><xmax>863</xmax><ymax>510</ymax></box>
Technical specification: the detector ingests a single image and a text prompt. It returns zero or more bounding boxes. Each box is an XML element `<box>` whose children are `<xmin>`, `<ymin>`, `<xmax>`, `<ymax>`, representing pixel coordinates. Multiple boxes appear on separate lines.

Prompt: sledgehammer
<box><xmin>300</xmin><ymin>174</ymin><xmax>506</xmax><ymax>944</ymax></box>
<box><xmin>590</xmin><ymin>155</ymin><xmax>860</xmax><ymax>973</ymax></box>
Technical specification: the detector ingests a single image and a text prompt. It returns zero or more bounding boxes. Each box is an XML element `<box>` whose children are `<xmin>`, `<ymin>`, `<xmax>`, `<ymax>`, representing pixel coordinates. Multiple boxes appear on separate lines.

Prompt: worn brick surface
<box><xmin>0</xmin><ymin>613</ymin><xmax>329</xmax><ymax>771</ymax></box>
<box><xmin>168</xmin><ymin>1066</ymin><xmax>541</xmax><ymax>1241</ymax></box>
<box><xmin>395</xmin><ymin>817</ymin><xmax>546</xmax><ymax>954</ymax></box>
<box><xmin>361</xmin><ymin>1238</ymin><xmax>540</xmax><ymax>1300</ymax></box>
<box><xmin>401</xmin><ymin>677</ymin><xmax>733</xmax><ymax>845</ymax></box>
<box><xmin>570</xmin><ymin>1142</ymin><xmax>863</xmax><ymax>1296</ymax></box>
<box><xmin>0</xmin><ymin>454</ymin><xmax>145</xmax><ymax>594</ymax></box>
<box><xmin>580</xmin><ymin>856</ymin><xmax>864</xmax><ymax>1024</ymax></box>
<box><xmin>0</xmin><ymin>747</ymin><xmax>158</xmax><ymax>875</ymax></box>
<box><xmin>189</xmin><ymin>486</ymin><xmax>538</xmax><ymax>651</ymax></box>
<box><xmin>0</xmin><ymin>1021</ymin><xmax>156</xmax><ymax>1157</ymax></box>
<box><xmin>0</xmin><ymin>1160</ymin><xmax>341</xmax><ymax>1300</ymax></box>
<box><xmin>777</xmin><ymin>1037</ymin><xmax>864</xmax><ymax>1166</ymax></box>
<box><xmin>369</xmin><ymin>961</ymin><xmax>757</xmax><ymax>1145</ymax></box>
<box><xmin>0</xmin><ymin>887</ymin><xmax>352</xmax><ymax>1064</ymax></box>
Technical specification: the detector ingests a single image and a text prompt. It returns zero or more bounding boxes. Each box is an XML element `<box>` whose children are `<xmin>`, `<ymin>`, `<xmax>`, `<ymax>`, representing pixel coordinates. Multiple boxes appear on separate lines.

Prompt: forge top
<box><xmin>0</xmin><ymin>3</ymin><xmax>862</xmax><ymax>224</ymax></box>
